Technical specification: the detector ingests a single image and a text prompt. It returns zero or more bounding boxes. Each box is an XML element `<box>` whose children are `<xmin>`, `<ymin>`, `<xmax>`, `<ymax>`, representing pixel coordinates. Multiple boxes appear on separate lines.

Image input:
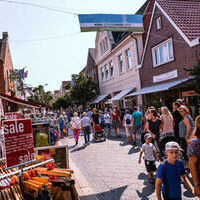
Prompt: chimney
<box><xmin>3</xmin><ymin>32</ymin><xmax>8</xmax><ymax>39</ymax></box>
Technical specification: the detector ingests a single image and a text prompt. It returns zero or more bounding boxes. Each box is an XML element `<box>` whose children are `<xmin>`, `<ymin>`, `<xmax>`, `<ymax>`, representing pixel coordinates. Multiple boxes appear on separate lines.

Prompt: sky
<box><xmin>0</xmin><ymin>0</ymin><xmax>146</xmax><ymax>92</ymax></box>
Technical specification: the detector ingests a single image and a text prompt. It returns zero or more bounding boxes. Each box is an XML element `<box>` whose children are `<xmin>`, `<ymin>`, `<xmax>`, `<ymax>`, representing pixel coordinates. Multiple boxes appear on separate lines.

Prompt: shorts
<box><xmin>112</xmin><ymin>119</ymin><xmax>120</xmax><ymax>128</ymax></box>
<box><xmin>133</xmin><ymin>125</ymin><xmax>142</xmax><ymax>135</ymax></box>
<box><xmin>105</xmin><ymin>123</ymin><xmax>111</xmax><ymax>129</ymax></box>
<box><xmin>144</xmin><ymin>160</ymin><xmax>156</xmax><ymax>172</ymax></box>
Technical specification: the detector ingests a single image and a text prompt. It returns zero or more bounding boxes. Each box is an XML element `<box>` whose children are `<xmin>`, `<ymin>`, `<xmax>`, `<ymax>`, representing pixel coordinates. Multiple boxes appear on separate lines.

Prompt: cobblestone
<box><xmin>61</xmin><ymin>129</ymin><xmax>198</xmax><ymax>200</ymax></box>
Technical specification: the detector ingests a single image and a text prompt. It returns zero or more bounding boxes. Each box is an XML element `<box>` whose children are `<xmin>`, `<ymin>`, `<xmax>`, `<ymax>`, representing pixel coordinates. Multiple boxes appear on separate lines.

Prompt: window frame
<box><xmin>126</xmin><ymin>49</ymin><xmax>132</xmax><ymax>69</ymax></box>
<box><xmin>118</xmin><ymin>54</ymin><xmax>123</xmax><ymax>73</ymax></box>
<box><xmin>109</xmin><ymin>61</ymin><xmax>114</xmax><ymax>77</ymax></box>
<box><xmin>156</xmin><ymin>16</ymin><xmax>162</xmax><ymax>30</ymax></box>
<box><xmin>152</xmin><ymin>38</ymin><xmax>174</xmax><ymax>67</ymax></box>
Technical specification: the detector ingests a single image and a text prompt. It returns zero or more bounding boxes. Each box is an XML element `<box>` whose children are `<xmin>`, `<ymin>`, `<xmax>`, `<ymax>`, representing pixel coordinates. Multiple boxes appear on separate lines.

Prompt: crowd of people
<box><xmin>54</xmin><ymin>99</ymin><xmax>200</xmax><ymax>199</ymax></box>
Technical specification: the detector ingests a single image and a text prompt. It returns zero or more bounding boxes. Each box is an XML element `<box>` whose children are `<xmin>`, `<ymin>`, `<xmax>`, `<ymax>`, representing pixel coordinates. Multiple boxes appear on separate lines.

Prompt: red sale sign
<box><xmin>3</xmin><ymin>119</ymin><xmax>34</xmax><ymax>168</ymax></box>
<box><xmin>5</xmin><ymin>112</ymin><xmax>21</xmax><ymax>120</ymax></box>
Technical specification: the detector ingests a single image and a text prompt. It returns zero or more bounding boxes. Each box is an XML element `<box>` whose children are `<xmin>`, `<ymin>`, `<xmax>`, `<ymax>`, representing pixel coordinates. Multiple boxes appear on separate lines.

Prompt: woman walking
<box><xmin>188</xmin><ymin>115</ymin><xmax>200</xmax><ymax>198</ymax></box>
<box><xmin>70</xmin><ymin>112</ymin><xmax>81</xmax><ymax>146</ymax></box>
<box><xmin>178</xmin><ymin>105</ymin><xmax>194</xmax><ymax>168</ymax></box>
<box><xmin>111</xmin><ymin>108</ymin><xmax>121</xmax><ymax>137</ymax></box>
<box><xmin>160</xmin><ymin>106</ymin><xmax>174</xmax><ymax>137</ymax></box>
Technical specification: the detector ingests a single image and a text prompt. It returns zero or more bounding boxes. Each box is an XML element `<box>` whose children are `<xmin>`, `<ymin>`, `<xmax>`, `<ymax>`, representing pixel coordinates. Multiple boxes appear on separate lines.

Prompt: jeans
<box><xmin>83</xmin><ymin>126</ymin><xmax>90</xmax><ymax>143</ymax></box>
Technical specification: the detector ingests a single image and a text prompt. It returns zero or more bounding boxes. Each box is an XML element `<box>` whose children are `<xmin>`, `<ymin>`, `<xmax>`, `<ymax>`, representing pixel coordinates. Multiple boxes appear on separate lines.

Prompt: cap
<box><xmin>177</xmin><ymin>105</ymin><xmax>189</xmax><ymax>113</ymax></box>
<box><xmin>165</xmin><ymin>141</ymin><xmax>183</xmax><ymax>151</ymax></box>
<box><xmin>144</xmin><ymin>133</ymin><xmax>152</xmax><ymax>139</ymax></box>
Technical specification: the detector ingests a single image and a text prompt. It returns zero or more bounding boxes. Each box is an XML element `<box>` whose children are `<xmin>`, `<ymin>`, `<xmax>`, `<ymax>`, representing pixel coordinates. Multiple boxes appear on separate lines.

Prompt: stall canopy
<box><xmin>0</xmin><ymin>92</ymin><xmax>51</xmax><ymax>108</ymax></box>
<box><xmin>127</xmin><ymin>78</ymin><xmax>191</xmax><ymax>97</ymax></box>
<box><xmin>111</xmin><ymin>88</ymin><xmax>135</xmax><ymax>101</ymax></box>
<box><xmin>90</xmin><ymin>94</ymin><xmax>109</xmax><ymax>104</ymax></box>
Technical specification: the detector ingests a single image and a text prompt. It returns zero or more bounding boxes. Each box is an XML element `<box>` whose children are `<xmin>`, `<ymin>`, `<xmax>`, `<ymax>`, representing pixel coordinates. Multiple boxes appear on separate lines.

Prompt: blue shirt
<box><xmin>132</xmin><ymin>111</ymin><xmax>142</xmax><ymax>126</ymax></box>
<box><xmin>157</xmin><ymin>160</ymin><xmax>185</xmax><ymax>199</ymax></box>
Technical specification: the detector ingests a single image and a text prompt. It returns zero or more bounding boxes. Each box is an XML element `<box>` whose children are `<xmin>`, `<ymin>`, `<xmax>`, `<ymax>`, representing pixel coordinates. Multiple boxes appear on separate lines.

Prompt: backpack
<box><xmin>125</xmin><ymin>115</ymin><xmax>131</xmax><ymax>125</ymax></box>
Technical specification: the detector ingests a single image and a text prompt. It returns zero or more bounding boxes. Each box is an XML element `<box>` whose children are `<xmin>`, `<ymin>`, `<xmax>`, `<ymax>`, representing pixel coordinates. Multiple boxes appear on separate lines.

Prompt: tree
<box><xmin>70</xmin><ymin>74</ymin><xmax>97</xmax><ymax>108</ymax></box>
<box><xmin>53</xmin><ymin>93</ymin><xmax>72</xmax><ymax>109</ymax></box>
<box><xmin>28</xmin><ymin>85</ymin><xmax>53</xmax><ymax>105</ymax></box>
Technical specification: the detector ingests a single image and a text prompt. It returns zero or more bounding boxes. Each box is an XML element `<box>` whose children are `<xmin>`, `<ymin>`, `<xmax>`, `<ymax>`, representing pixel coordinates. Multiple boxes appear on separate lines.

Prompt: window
<box><xmin>126</xmin><ymin>49</ymin><xmax>132</xmax><ymax>69</ymax></box>
<box><xmin>156</xmin><ymin>17</ymin><xmax>162</xmax><ymax>30</ymax></box>
<box><xmin>105</xmin><ymin>65</ymin><xmax>109</xmax><ymax>80</ymax></box>
<box><xmin>109</xmin><ymin>61</ymin><xmax>114</xmax><ymax>77</ymax></box>
<box><xmin>100</xmin><ymin>42</ymin><xmax>103</xmax><ymax>54</ymax></box>
<box><xmin>152</xmin><ymin>38</ymin><xmax>174</xmax><ymax>67</ymax></box>
<box><xmin>105</xmin><ymin>37</ymin><xmax>108</xmax><ymax>49</ymax></box>
<box><xmin>118</xmin><ymin>54</ymin><xmax>123</xmax><ymax>73</ymax></box>
<box><xmin>101</xmin><ymin>68</ymin><xmax>104</xmax><ymax>81</ymax></box>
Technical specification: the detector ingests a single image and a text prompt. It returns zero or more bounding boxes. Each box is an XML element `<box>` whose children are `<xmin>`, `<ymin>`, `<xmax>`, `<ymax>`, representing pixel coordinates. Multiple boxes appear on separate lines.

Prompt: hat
<box><xmin>165</xmin><ymin>141</ymin><xmax>183</xmax><ymax>151</ymax></box>
<box><xmin>177</xmin><ymin>105</ymin><xmax>189</xmax><ymax>113</ymax></box>
<box><xmin>82</xmin><ymin>112</ymin><xmax>87</xmax><ymax>116</ymax></box>
<box><xmin>144</xmin><ymin>133</ymin><xmax>152</xmax><ymax>139</ymax></box>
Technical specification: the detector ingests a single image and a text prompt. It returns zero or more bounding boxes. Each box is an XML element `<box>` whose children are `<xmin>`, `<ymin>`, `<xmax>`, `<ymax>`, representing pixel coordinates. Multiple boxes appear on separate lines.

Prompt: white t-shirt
<box><xmin>141</xmin><ymin>143</ymin><xmax>155</xmax><ymax>161</ymax></box>
<box><xmin>124</xmin><ymin>114</ymin><xmax>132</xmax><ymax>126</ymax></box>
<box><xmin>104</xmin><ymin>113</ymin><xmax>111</xmax><ymax>124</ymax></box>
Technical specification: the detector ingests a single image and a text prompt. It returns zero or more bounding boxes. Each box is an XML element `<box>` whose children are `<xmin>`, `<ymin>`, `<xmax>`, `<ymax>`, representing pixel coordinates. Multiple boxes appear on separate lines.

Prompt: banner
<box><xmin>5</xmin><ymin>112</ymin><xmax>21</xmax><ymax>120</ymax></box>
<box><xmin>3</xmin><ymin>119</ymin><xmax>34</xmax><ymax>168</ymax></box>
<box><xmin>78</xmin><ymin>14</ymin><xmax>143</xmax><ymax>32</ymax></box>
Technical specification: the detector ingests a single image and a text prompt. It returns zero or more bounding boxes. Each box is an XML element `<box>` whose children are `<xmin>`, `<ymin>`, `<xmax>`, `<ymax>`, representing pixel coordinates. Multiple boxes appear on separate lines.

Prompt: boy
<box><xmin>155</xmin><ymin>141</ymin><xmax>193</xmax><ymax>200</ymax></box>
<box><xmin>138</xmin><ymin>133</ymin><xmax>157</xmax><ymax>184</ymax></box>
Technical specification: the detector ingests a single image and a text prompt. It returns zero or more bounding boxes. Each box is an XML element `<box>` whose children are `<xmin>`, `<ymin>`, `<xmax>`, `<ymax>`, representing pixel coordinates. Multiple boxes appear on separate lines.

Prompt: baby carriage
<box><xmin>94</xmin><ymin>125</ymin><xmax>106</xmax><ymax>142</ymax></box>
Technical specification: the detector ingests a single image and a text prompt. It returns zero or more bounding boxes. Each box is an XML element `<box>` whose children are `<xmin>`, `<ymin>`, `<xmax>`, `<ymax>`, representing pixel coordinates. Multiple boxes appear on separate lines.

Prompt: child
<box><xmin>138</xmin><ymin>133</ymin><xmax>157</xmax><ymax>184</ymax></box>
<box><xmin>155</xmin><ymin>141</ymin><xmax>194</xmax><ymax>200</ymax></box>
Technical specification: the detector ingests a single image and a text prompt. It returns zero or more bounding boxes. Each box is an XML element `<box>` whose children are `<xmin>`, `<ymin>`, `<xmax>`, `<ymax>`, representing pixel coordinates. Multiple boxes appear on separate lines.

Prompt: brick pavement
<box><xmin>60</xmin><ymin>129</ymin><xmax>198</xmax><ymax>200</ymax></box>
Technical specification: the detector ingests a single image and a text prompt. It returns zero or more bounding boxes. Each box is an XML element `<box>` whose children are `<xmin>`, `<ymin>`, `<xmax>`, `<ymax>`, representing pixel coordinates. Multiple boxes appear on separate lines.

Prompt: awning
<box><xmin>90</xmin><ymin>94</ymin><xmax>109</xmax><ymax>104</ymax></box>
<box><xmin>127</xmin><ymin>78</ymin><xmax>191</xmax><ymax>97</ymax></box>
<box><xmin>111</xmin><ymin>88</ymin><xmax>135</xmax><ymax>101</ymax></box>
<box><xmin>0</xmin><ymin>92</ymin><xmax>51</xmax><ymax>108</ymax></box>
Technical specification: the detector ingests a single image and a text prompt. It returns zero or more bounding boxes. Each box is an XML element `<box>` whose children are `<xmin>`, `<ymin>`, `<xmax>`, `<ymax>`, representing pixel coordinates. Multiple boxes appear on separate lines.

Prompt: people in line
<box><xmin>80</xmin><ymin>112</ymin><xmax>91</xmax><ymax>145</ymax></box>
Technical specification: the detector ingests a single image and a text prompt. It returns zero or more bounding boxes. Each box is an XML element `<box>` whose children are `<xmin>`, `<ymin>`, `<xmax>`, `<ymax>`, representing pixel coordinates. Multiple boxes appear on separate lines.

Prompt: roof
<box><xmin>89</xmin><ymin>48</ymin><xmax>95</xmax><ymax>60</ymax></box>
<box><xmin>135</xmin><ymin>0</ymin><xmax>149</xmax><ymax>14</ymax></box>
<box><xmin>111</xmin><ymin>32</ymin><xmax>129</xmax><ymax>44</ymax></box>
<box><xmin>157</xmin><ymin>0</ymin><xmax>200</xmax><ymax>41</ymax></box>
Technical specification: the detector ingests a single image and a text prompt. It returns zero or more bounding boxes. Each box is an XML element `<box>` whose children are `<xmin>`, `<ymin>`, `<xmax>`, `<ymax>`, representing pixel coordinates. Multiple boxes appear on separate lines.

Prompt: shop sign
<box><xmin>3</xmin><ymin>119</ymin><xmax>34</xmax><ymax>168</ymax></box>
<box><xmin>153</xmin><ymin>70</ymin><xmax>178</xmax><ymax>83</ymax></box>
<box><xmin>5</xmin><ymin>112</ymin><xmax>21</xmax><ymax>120</ymax></box>
<box><xmin>182</xmin><ymin>90</ymin><xmax>197</xmax><ymax>97</ymax></box>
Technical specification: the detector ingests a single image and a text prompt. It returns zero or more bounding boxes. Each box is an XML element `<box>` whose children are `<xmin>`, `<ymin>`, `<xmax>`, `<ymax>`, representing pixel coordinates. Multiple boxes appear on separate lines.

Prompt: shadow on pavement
<box><xmin>128</xmin><ymin>146</ymin><xmax>141</xmax><ymax>154</ymax></box>
<box><xmin>136</xmin><ymin>173</ymin><xmax>155</xmax><ymax>200</ymax></box>
<box><xmin>80</xmin><ymin>185</ymin><xmax>128</xmax><ymax>200</ymax></box>
<box><xmin>70</xmin><ymin>145</ymin><xmax>86</xmax><ymax>153</ymax></box>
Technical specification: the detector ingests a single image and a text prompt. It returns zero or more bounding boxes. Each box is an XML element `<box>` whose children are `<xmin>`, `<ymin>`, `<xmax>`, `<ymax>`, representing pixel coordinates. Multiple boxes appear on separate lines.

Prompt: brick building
<box><xmin>128</xmin><ymin>0</ymin><xmax>200</xmax><ymax>116</ymax></box>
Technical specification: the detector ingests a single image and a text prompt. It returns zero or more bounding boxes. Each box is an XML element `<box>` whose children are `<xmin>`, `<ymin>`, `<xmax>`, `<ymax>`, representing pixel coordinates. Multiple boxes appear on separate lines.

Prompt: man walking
<box><xmin>132</xmin><ymin>106</ymin><xmax>142</xmax><ymax>145</ymax></box>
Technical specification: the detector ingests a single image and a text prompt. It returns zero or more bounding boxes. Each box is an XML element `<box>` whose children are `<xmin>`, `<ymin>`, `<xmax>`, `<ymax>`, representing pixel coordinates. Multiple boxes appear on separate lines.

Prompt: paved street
<box><xmin>61</xmin><ymin>130</ymin><xmax>198</xmax><ymax>200</ymax></box>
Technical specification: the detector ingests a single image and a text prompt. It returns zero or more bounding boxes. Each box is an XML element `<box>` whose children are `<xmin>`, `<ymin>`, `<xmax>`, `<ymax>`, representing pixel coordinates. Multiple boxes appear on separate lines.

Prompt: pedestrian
<box><xmin>138</xmin><ymin>133</ymin><xmax>157</xmax><ymax>184</ymax></box>
<box><xmin>160</xmin><ymin>107</ymin><xmax>174</xmax><ymax>137</ymax></box>
<box><xmin>80</xmin><ymin>112</ymin><xmax>91</xmax><ymax>145</ymax></box>
<box><xmin>104</xmin><ymin>109</ymin><xmax>111</xmax><ymax>137</ymax></box>
<box><xmin>172</xmin><ymin>102</ymin><xmax>183</xmax><ymax>140</ymax></box>
<box><xmin>111</xmin><ymin>107</ymin><xmax>121</xmax><ymax>137</ymax></box>
<box><xmin>187</xmin><ymin>115</ymin><xmax>200</xmax><ymax>198</ymax></box>
<box><xmin>132</xmin><ymin>106</ymin><xmax>142</xmax><ymax>145</ymax></box>
<box><xmin>91</xmin><ymin>108</ymin><xmax>99</xmax><ymax>131</ymax></box>
<box><xmin>155</xmin><ymin>141</ymin><xmax>193</xmax><ymax>200</ymax></box>
<box><xmin>87</xmin><ymin>108</ymin><xmax>93</xmax><ymax>119</ymax></box>
<box><xmin>57</xmin><ymin>115</ymin><xmax>64</xmax><ymax>138</ymax></box>
<box><xmin>63</xmin><ymin>115</ymin><xmax>69</xmax><ymax>137</ymax></box>
<box><xmin>70</xmin><ymin>112</ymin><xmax>81</xmax><ymax>146</ymax></box>
<box><xmin>122</xmin><ymin>109</ymin><xmax>132</xmax><ymax>143</ymax></box>
<box><xmin>99</xmin><ymin>110</ymin><xmax>105</xmax><ymax>129</ymax></box>
<box><xmin>146</xmin><ymin>109</ymin><xmax>162</xmax><ymax>151</ymax></box>
<box><xmin>178</xmin><ymin>105</ymin><xmax>194</xmax><ymax>169</ymax></box>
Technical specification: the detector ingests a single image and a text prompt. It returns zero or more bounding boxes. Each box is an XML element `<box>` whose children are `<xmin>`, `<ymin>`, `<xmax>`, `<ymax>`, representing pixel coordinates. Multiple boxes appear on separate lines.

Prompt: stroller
<box><xmin>94</xmin><ymin>125</ymin><xmax>106</xmax><ymax>142</ymax></box>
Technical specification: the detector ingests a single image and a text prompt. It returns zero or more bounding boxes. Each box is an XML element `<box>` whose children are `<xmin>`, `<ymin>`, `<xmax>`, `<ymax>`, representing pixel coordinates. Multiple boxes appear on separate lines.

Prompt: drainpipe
<box><xmin>130</xmin><ymin>35</ymin><xmax>141</xmax><ymax>65</ymax></box>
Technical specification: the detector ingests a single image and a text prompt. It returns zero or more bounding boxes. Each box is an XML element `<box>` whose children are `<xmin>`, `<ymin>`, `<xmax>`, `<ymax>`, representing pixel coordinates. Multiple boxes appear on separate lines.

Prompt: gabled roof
<box><xmin>157</xmin><ymin>0</ymin><xmax>200</xmax><ymax>41</ymax></box>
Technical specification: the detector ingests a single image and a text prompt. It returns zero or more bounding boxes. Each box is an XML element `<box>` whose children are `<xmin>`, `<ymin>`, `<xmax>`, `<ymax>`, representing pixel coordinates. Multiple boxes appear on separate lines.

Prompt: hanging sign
<box><xmin>3</xmin><ymin>119</ymin><xmax>34</xmax><ymax>168</ymax></box>
<box><xmin>78</xmin><ymin>14</ymin><xmax>143</xmax><ymax>32</ymax></box>
<box><xmin>5</xmin><ymin>112</ymin><xmax>21</xmax><ymax>120</ymax></box>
